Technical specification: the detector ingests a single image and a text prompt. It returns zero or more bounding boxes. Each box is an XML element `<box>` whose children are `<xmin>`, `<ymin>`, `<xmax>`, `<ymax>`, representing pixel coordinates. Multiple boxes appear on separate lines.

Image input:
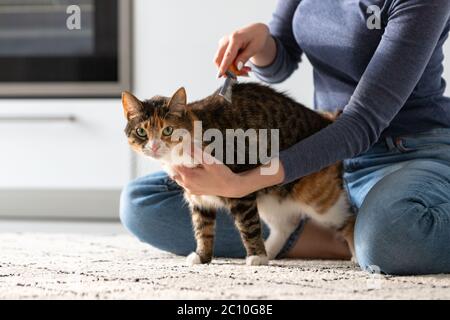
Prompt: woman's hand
<box><xmin>172</xmin><ymin>162</ymin><xmax>246</xmax><ymax>198</ymax></box>
<box><xmin>215</xmin><ymin>23</ymin><xmax>277</xmax><ymax>77</ymax></box>
<box><xmin>171</xmin><ymin>147</ymin><xmax>285</xmax><ymax>198</ymax></box>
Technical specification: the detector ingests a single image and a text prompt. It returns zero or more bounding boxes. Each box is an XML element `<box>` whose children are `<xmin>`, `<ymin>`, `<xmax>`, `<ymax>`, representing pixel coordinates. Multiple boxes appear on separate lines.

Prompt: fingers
<box><xmin>215</xmin><ymin>23</ymin><xmax>270</xmax><ymax>76</ymax></box>
<box><xmin>170</xmin><ymin>166</ymin><xmax>183</xmax><ymax>185</ymax></box>
<box><xmin>173</xmin><ymin>165</ymin><xmax>203</xmax><ymax>182</ymax></box>
<box><xmin>234</xmin><ymin>43</ymin><xmax>256</xmax><ymax>70</ymax></box>
<box><xmin>215</xmin><ymin>36</ymin><xmax>252</xmax><ymax>77</ymax></box>
<box><xmin>186</xmin><ymin>144</ymin><xmax>221</xmax><ymax>167</ymax></box>
<box><xmin>171</xmin><ymin>165</ymin><xmax>204</xmax><ymax>195</ymax></box>
<box><xmin>171</xmin><ymin>166</ymin><xmax>189</xmax><ymax>190</ymax></box>
<box><xmin>214</xmin><ymin>36</ymin><xmax>229</xmax><ymax>71</ymax></box>
<box><xmin>218</xmin><ymin>33</ymin><xmax>243</xmax><ymax>77</ymax></box>
<box><xmin>172</xmin><ymin>165</ymin><xmax>191</xmax><ymax>178</ymax></box>
<box><xmin>190</xmin><ymin>144</ymin><xmax>205</xmax><ymax>164</ymax></box>
<box><xmin>202</xmin><ymin>149</ymin><xmax>221</xmax><ymax>166</ymax></box>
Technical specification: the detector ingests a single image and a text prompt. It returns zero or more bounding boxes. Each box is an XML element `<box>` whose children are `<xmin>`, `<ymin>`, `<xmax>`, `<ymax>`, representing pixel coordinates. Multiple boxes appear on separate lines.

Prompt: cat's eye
<box><xmin>135</xmin><ymin>128</ymin><xmax>147</xmax><ymax>138</ymax></box>
<box><xmin>162</xmin><ymin>126</ymin><xmax>174</xmax><ymax>136</ymax></box>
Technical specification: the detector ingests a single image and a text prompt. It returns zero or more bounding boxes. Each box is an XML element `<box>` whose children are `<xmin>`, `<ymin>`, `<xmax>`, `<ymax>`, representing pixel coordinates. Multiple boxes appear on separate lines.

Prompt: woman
<box><xmin>120</xmin><ymin>0</ymin><xmax>450</xmax><ymax>275</ymax></box>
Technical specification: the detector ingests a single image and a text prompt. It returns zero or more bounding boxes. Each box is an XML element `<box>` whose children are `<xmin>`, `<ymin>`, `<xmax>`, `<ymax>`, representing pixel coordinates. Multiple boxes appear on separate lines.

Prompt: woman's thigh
<box><xmin>354</xmin><ymin>159</ymin><xmax>450</xmax><ymax>275</ymax></box>
<box><xmin>120</xmin><ymin>171</ymin><xmax>269</xmax><ymax>258</ymax></box>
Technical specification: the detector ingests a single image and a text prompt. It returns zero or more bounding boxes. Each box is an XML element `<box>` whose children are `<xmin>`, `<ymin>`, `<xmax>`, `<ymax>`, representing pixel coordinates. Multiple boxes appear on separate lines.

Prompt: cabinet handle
<box><xmin>0</xmin><ymin>114</ymin><xmax>77</xmax><ymax>122</ymax></box>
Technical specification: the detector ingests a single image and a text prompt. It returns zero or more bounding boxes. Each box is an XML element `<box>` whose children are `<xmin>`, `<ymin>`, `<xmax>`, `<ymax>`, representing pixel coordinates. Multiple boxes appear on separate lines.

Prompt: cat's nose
<box><xmin>151</xmin><ymin>145</ymin><xmax>160</xmax><ymax>152</ymax></box>
<box><xmin>149</xmin><ymin>141</ymin><xmax>160</xmax><ymax>152</ymax></box>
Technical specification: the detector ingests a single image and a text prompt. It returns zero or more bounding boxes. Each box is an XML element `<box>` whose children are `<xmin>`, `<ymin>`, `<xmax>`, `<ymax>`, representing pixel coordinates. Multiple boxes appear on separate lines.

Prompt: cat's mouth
<box><xmin>143</xmin><ymin>150</ymin><xmax>163</xmax><ymax>159</ymax></box>
<box><xmin>142</xmin><ymin>148</ymin><xmax>169</xmax><ymax>160</ymax></box>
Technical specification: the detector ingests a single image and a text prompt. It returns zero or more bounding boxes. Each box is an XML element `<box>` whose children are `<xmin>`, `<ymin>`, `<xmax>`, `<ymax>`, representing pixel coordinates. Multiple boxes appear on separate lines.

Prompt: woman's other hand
<box><xmin>214</xmin><ymin>23</ymin><xmax>277</xmax><ymax>77</ymax></box>
<box><xmin>171</xmin><ymin>146</ymin><xmax>285</xmax><ymax>198</ymax></box>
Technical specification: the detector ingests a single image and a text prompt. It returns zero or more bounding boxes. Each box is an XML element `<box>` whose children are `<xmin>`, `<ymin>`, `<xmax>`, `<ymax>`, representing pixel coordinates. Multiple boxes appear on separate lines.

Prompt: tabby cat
<box><xmin>122</xmin><ymin>83</ymin><xmax>355</xmax><ymax>266</ymax></box>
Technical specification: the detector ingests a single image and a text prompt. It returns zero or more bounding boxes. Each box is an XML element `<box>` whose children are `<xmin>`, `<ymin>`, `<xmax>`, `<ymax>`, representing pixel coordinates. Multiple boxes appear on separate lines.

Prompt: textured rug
<box><xmin>0</xmin><ymin>233</ymin><xmax>449</xmax><ymax>300</ymax></box>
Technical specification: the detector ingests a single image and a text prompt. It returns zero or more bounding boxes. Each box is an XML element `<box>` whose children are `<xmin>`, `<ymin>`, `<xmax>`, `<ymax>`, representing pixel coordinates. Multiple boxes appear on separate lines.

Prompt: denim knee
<box><xmin>120</xmin><ymin>174</ymin><xmax>174</xmax><ymax>243</ymax></box>
<box><xmin>119</xmin><ymin>178</ymin><xmax>149</xmax><ymax>241</ymax></box>
<box><xmin>119</xmin><ymin>173</ymin><xmax>197</xmax><ymax>256</ymax></box>
<box><xmin>354</xmin><ymin>161</ymin><xmax>450</xmax><ymax>275</ymax></box>
<box><xmin>355</xmin><ymin>199</ymin><xmax>406</xmax><ymax>275</ymax></box>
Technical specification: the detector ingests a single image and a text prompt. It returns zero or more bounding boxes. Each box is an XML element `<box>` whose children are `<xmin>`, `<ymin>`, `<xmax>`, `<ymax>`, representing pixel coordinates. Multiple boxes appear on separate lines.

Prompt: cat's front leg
<box><xmin>263</xmin><ymin>217</ymin><xmax>302</xmax><ymax>260</ymax></box>
<box><xmin>256</xmin><ymin>195</ymin><xmax>303</xmax><ymax>260</ymax></box>
<box><xmin>187</xmin><ymin>204</ymin><xmax>217</xmax><ymax>265</ymax></box>
<box><xmin>229</xmin><ymin>198</ymin><xmax>268</xmax><ymax>266</ymax></box>
<box><xmin>264</xmin><ymin>230</ymin><xmax>294</xmax><ymax>260</ymax></box>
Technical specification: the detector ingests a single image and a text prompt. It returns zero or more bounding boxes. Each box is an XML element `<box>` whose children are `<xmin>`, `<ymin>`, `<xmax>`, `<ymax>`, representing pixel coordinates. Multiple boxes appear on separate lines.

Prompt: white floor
<box><xmin>0</xmin><ymin>219</ymin><xmax>126</xmax><ymax>235</ymax></box>
<box><xmin>1</xmin><ymin>219</ymin><xmax>449</xmax><ymax>299</ymax></box>
<box><xmin>1</xmin><ymin>231</ymin><xmax>449</xmax><ymax>299</ymax></box>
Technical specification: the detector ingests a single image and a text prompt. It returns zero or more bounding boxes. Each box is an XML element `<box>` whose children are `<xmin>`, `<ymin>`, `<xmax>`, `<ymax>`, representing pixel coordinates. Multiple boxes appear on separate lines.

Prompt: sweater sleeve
<box><xmin>279</xmin><ymin>0</ymin><xmax>450</xmax><ymax>184</ymax></box>
<box><xmin>251</xmin><ymin>0</ymin><xmax>303</xmax><ymax>84</ymax></box>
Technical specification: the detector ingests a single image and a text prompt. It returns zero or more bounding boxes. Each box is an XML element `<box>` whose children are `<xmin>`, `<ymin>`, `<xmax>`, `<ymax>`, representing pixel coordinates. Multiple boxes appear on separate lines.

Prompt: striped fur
<box><xmin>122</xmin><ymin>83</ymin><xmax>356</xmax><ymax>265</ymax></box>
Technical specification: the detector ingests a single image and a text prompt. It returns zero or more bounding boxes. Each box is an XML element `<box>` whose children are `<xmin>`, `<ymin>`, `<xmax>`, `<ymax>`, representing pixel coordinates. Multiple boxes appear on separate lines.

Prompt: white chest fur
<box><xmin>257</xmin><ymin>192</ymin><xmax>351</xmax><ymax>229</ymax></box>
<box><xmin>187</xmin><ymin>194</ymin><xmax>225</xmax><ymax>209</ymax></box>
<box><xmin>159</xmin><ymin>147</ymin><xmax>225</xmax><ymax>209</ymax></box>
<box><xmin>256</xmin><ymin>192</ymin><xmax>351</xmax><ymax>259</ymax></box>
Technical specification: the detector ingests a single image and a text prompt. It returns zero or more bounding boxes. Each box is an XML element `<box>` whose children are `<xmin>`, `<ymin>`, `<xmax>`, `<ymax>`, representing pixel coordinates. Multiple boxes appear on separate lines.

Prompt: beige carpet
<box><xmin>0</xmin><ymin>233</ymin><xmax>449</xmax><ymax>300</ymax></box>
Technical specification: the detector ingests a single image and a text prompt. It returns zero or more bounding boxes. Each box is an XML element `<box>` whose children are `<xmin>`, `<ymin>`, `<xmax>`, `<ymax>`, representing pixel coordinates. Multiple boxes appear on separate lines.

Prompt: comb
<box><xmin>218</xmin><ymin>70</ymin><xmax>237</xmax><ymax>104</ymax></box>
<box><xmin>217</xmin><ymin>64</ymin><xmax>251</xmax><ymax>104</ymax></box>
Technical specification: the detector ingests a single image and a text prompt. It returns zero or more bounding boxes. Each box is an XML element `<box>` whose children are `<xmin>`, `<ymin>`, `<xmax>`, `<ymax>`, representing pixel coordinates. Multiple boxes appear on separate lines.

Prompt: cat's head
<box><xmin>121</xmin><ymin>88</ymin><xmax>193</xmax><ymax>161</ymax></box>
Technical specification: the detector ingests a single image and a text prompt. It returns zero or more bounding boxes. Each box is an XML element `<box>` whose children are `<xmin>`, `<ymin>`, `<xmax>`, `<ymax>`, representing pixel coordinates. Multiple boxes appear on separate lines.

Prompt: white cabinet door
<box><xmin>0</xmin><ymin>99</ymin><xmax>132</xmax><ymax>219</ymax></box>
<box><xmin>0</xmin><ymin>99</ymin><xmax>131</xmax><ymax>189</ymax></box>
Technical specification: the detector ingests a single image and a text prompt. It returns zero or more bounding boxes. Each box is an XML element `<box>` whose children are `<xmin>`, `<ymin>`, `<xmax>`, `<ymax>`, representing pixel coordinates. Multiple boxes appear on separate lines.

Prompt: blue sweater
<box><xmin>253</xmin><ymin>0</ymin><xmax>450</xmax><ymax>183</ymax></box>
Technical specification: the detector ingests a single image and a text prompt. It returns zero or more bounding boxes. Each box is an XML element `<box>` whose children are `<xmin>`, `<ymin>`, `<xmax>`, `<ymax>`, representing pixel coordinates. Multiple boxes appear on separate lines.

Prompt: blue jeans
<box><xmin>120</xmin><ymin>128</ymin><xmax>450</xmax><ymax>275</ymax></box>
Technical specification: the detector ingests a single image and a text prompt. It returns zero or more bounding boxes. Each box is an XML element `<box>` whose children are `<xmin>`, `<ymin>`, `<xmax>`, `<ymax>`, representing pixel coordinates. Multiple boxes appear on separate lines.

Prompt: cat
<box><xmin>122</xmin><ymin>83</ymin><xmax>355</xmax><ymax>266</ymax></box>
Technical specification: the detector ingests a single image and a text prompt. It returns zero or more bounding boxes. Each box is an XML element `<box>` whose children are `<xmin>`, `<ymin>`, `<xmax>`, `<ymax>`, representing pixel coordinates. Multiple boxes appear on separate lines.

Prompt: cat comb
<box><xmin>218</xmin><ymin>70</ymin><xmax>237</xmax><ymax>104</ymax></box>
<box><xmin>218</xmin><ymin>64</ymin><xmax>251</xmax><ymax>103</ymax></box>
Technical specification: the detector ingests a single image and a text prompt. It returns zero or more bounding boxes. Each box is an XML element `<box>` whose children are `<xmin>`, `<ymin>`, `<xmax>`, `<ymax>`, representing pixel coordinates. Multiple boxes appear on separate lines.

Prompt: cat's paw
<box><xmin>186</xmin><ymin>252</ymin><xmax>202</xmax><ymax>265</ymax></box>
<box><xmin>246</xmin><ymin>255</ymin><xmax>269</xmax><ymax>266</ymax></box>
<box><xmin>264</xmin><ymin>247</ymin><xmax>278</xmax><ymax>260</ymax></box>
<box><xmin>351</xmin><ymin>255</ymin><xmax>358</xmax><ymax>264</ymax></box>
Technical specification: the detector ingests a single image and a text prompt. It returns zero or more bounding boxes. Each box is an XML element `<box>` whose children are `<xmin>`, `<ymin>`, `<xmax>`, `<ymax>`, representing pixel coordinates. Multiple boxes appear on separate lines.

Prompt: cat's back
<box><xmin>191</xmin><ymin>82</ymin><xmax>332</xmax><ymax>148</ymax></box>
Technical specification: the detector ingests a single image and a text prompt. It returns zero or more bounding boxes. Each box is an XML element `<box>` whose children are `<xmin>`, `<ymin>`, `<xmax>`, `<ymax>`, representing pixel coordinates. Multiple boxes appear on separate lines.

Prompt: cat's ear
<box><xmin>122</xmin><ymin>91</ymin><xmax>143</xmax><ymax>120</ymax></box>
<box><xmin>168</xmin><ymin>87</ymin><xmax>187</xmax><ymax>116</ymax></box>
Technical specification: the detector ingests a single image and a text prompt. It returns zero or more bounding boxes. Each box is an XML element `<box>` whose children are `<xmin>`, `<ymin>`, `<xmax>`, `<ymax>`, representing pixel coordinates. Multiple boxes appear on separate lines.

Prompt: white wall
<box><xmin>133</xmin><ymin>0</ymin><xmax>450</xmax><ymax>177</ymax></box>
<box><xmin>133</xmin><ymin>0</ymin><xmax>313</xmax><ymax>175</ymax></box>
